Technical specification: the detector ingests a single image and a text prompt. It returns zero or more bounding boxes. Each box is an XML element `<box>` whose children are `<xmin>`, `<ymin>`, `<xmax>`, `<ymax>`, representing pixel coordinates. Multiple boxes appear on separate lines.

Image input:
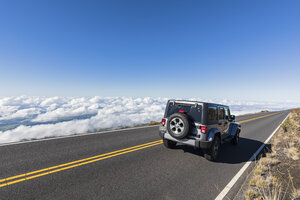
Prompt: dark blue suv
<box><xmin>159</xmin><ymin>100</ymin><xmax>241</xmax><ymax>161</ymax></box>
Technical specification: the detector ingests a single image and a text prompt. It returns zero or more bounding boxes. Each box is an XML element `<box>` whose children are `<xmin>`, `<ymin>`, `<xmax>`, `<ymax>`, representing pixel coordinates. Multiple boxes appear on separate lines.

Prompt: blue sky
<box><xmin>0</xmin><ymin>0</ymin><xmax>300</xmax><ymax>101</ymax></box>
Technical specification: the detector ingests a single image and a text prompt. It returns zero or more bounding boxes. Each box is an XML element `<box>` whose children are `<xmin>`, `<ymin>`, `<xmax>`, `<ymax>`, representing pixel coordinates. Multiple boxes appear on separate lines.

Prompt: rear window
<box><xmin>165</xmin><ymin>103</ymin><xmax>202</xmax><ymax>122</ymax></box>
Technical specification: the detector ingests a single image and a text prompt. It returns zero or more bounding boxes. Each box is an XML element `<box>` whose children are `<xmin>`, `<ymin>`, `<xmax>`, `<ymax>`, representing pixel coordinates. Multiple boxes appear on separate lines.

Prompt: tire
<box><xmin>231</xmin><ymin>129</ymin><xmax>240</xmax><ymax>145</ymax></box>
<box><xmin>166</xmin><ymin>113</ymin><xmax>191</xmax><ymax>139</ymax></box>
<box><xmin>163</xmin><ymin>139</ymin><xmax>177</xmax><ymax>149</ymax></box>
<box><xmin>204</xmin><ymin>136</ymin><xmax>221</xmax><ymax>161</ymax></box>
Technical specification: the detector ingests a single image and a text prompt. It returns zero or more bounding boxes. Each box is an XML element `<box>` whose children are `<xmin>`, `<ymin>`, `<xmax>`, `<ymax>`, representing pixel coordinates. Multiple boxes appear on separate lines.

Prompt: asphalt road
<box><xmin>0</xmin><ymin>111</ymin><xmax>289</xmax><ymax>200</ymax></box>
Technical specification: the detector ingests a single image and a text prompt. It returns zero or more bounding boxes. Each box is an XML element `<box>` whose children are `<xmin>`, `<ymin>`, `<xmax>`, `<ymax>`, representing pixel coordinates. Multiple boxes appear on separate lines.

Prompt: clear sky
<box><xmin>0</xmin><ymin>0</ymin><xmax>300</xmax><ymax>101</ymax></box>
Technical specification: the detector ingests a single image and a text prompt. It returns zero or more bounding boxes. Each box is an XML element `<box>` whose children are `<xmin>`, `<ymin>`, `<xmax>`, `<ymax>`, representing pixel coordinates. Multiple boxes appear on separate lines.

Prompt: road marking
<box><xmin>214</xmin><ymin>112</ymin><xmax>289</xmax><ymax>200</ymax></box>
<box><xmin>0</xmin><ymin>141</ymin><xmax>163</xmax><ymax>188</ymax></box>
<box><xmin>0</xmin><ymin>140</ymin><xmax>162</xmax><ymax>187</ymax></box>
<box><xmin>237</xmin><ymin>112</ymin><xmax>278</xmax><ymax>124</ymax></box>
<box><xmin>0</xmin><ymin>112</ymin><xmax>281</xmax><ymax>188</ymax></box>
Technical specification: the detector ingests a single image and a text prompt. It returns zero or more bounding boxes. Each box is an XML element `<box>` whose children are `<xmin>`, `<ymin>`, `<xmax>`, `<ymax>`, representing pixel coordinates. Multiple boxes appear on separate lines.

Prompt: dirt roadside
<box><xmin>239</xmin><ymin>109</ymin><xmax>300</xmax><ymax>200</ymax></box>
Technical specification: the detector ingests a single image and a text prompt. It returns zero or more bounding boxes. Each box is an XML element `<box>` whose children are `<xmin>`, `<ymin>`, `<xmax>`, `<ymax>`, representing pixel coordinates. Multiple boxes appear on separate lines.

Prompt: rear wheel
<box><xmin>204</xmin><ymin>136</ymin><xmax>221</xmax><ymax>161</ymax></box>
<box><xmin>163</xmin><ymin>139</ymin><xmax>177</xmax><ymax>149</ymax></box>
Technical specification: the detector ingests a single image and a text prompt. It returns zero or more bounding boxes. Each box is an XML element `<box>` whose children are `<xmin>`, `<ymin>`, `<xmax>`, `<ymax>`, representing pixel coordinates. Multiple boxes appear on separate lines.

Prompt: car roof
<box><xmin>168</xmin><ymin>99</ymin><xmax>228</xmax><ymax>107</ymax></box>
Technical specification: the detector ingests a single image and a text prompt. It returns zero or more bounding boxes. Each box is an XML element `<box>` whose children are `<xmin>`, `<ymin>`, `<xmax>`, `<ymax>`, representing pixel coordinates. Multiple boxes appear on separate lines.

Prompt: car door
<box><xmin>218</xmin><ymin>106</ymin><xmax>226</xmax><ymax>138</ymax></box>
<box><xmin>207</xmin><ymin>106</ymin><xmax>218</xmax><ymax>132</ymax></box>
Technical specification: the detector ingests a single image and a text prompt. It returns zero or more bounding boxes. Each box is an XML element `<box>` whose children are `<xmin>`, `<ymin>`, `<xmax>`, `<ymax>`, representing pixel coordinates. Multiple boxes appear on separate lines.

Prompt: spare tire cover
<box><xmin>167</xmin><ymin>113</ymin><xmax>191</xmax><ymax>139</ymax></box>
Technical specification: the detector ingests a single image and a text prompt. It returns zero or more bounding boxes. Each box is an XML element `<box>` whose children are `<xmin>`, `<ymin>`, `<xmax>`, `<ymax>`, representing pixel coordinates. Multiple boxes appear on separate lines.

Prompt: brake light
<box><xmin>179</xmin><ymin>110</ymin><xmax>184</xmax><ymax>113</ymax></box>
<box><xmin>161</xmin><ymin>118</ymin><xmax>166</xmax><ymax>126</ymax></box>
<box><xmin>200</xmin><ymin>126</ymin><xmax>207</xmax><ymax>134</ymax></box>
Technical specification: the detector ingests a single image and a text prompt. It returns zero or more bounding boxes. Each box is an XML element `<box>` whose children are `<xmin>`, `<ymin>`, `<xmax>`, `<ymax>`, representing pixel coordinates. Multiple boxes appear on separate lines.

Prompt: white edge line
<box><xmin>214</xmin><ymin>112</ymin><xmax>290</xmax><ymax>200</ymax></box>
<box><xmin>0</xmin><ymin>125</ymin><xmax>160</xmax><ymax>147</ymax></box>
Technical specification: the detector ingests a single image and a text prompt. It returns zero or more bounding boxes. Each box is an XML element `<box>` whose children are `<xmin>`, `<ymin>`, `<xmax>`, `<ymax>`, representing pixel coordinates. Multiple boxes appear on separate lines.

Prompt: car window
<box><xmin>208</xmin><ymin>107</ymin><xmax>218</xmax><ymax>121</ymax></box>
<box><xmin>224</xmin><ymin>107</ymin><xmax>230</xmax><ymax>119</ymax></box>
<box><xmin>219</xmin><ymin>107</ymin><xmax>225</xmax><ymax>120</ymax></box>
<box><xmin>165</xmin><ymin>103</ymin><xmax>202</xmax><ymax>122</ymax></box>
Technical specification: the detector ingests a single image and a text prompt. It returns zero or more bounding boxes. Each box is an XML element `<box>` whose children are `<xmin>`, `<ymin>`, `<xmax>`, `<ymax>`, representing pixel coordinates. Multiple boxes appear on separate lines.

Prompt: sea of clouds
<box><xmin>0</xmin><ymin>96</ymin><xmax>299</xmax><ymax>144</ymax></box>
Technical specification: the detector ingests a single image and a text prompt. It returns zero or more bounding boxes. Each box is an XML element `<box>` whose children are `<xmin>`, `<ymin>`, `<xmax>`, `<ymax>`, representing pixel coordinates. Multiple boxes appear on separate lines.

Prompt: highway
<box><xmin>0</xmin><ymin>111</ymin><xmax>289</xmax><ymax>200</ymax></box>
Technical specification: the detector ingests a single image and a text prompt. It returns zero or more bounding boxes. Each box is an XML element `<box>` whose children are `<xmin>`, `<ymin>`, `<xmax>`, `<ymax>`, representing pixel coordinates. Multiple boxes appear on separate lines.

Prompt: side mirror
<box><xmin>230</xmin><ymin>115</ymin><xmax>235</xmax><ymax>121</ymax></box>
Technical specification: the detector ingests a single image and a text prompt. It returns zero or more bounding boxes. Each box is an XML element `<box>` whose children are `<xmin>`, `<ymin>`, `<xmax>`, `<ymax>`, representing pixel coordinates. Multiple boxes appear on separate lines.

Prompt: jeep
<box><xmin>159</xmin><ymin>100</ymin><xmax>241</xmax><ymax>161</ymax></box>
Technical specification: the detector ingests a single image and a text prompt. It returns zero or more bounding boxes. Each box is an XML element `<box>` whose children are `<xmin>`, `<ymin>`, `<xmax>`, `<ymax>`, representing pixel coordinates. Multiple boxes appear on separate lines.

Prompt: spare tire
<box><xmin>167</xmin><ymin>113</ymin><xmax>191</xmax><ymax>139</ymax></box>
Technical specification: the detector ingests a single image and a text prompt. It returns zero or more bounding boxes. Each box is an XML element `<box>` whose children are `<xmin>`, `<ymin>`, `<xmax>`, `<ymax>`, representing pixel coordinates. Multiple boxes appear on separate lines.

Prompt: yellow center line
<box><xmin>237</xmin><ymin>112</ymin><xmax>279</xmax><ymax>124</ymax></box>
<box><xmin>0</xmin><ymin>140</ymin><xmax>162</xmax><ymax>184</ymax></box>
<box><xmin>0</xmin><ymin>112</ymin><xmax>281</xmax><ymax>188</ymax></box>
<box><xmin>0</xmin><ymin>141</ymin><xmax>163</xmax><ymax>188</ymax></box>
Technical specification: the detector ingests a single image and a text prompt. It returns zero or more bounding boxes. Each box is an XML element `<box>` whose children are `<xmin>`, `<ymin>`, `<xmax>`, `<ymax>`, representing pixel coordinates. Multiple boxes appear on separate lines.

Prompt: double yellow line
<box><xmin>0</xmin><ymin>112</ymin><xmax>280</xmax><ymax>188</ymax></box>
<box><xmin>0</xmin><ymin>140</ymin><xmax>163</xmax><ymax>188</ymax></box>
<box><xmin>238</xmin><ymin>112</ymin><xmax>278</xmax><ymax>124</ymax></box>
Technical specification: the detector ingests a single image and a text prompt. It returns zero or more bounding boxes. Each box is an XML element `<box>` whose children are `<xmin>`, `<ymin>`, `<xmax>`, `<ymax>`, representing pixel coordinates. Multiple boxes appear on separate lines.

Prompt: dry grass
<box><xmin>148</xmin><ymin>121</ymin><xmax>161</xmax><ymax>126</ymax></box>
<box><xmin>261</xmin><ymin>110</ymin><xmax>270</xmax><ymax>113</ymax></box>
<box><xmin>284</xmin><ymin>147</ymin><xmax>300</xmax><ymax>161</ymax></box>
<box><xmin>289</xmin><ymin>172</ymin><xmax>300</xmax><ymax>199</ymax></box>
<box><xmin>245</xmin><ymin>109</ymin><xmax>300</xmax><ymax>200</ymax></box>
<box><xmin>254</xmin><ymin>167</ymin><xmax>263</xmax><ymax>176</ymax></box>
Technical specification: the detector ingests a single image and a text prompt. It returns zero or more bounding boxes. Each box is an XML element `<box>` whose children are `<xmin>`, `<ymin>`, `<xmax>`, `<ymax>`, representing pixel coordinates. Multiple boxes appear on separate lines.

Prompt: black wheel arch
<box><xmin>207</xmin><ymin>128</ymin><xmax>221</xmax><ymax>142</ymax></box>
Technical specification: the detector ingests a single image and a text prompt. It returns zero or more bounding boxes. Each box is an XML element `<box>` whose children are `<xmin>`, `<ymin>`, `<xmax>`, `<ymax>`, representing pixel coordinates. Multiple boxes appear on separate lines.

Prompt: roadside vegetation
<box><xmin>245</xmin><ymin>109</ymin><xmax>300</xmax><ymax>200</ymax></box>
<box><xmin>148</xmin><ymin>121</ymin><xmax>161</xmax><ymax>126</ymax></box>
<box><xmin>116</xmin><ymin>121</ymin><xmax>160</xmax><ymax>129</ymax></box>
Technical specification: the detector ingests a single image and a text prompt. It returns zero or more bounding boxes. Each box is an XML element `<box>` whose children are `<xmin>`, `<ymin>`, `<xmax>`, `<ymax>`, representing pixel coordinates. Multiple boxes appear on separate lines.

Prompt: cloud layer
<box><xmin>0</xmin><ymin>96</ymin><xmax>299</xmax><ymax>144</ymax></box>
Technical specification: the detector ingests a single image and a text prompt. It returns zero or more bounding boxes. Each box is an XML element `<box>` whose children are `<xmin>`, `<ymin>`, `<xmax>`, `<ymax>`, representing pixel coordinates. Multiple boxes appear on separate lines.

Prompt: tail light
<box><xmin>161</xmin><ymin>118</ymin><xmax>166</xmax><ymax>126</ymax></box>
<box><xmin>179</xmin><ymin>110</ymin><xmax>184</xmax><ymax>113</ymax></box>
<box><xmin>200</xmin><ymin>125</ymin><xmax>207</xmax><ymax>134</ymax></box>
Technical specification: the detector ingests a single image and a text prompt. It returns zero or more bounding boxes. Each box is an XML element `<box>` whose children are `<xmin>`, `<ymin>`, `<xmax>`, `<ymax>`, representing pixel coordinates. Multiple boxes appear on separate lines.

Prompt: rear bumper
<box><xmin>158</xmin><ymin>126</ymin><xmax>166</xmax><ymax>138</ymax></box>
<box><xmin>159</xmin><ymin>129</ymin><xmax>212</xmax><ymax>149</ymax></box>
